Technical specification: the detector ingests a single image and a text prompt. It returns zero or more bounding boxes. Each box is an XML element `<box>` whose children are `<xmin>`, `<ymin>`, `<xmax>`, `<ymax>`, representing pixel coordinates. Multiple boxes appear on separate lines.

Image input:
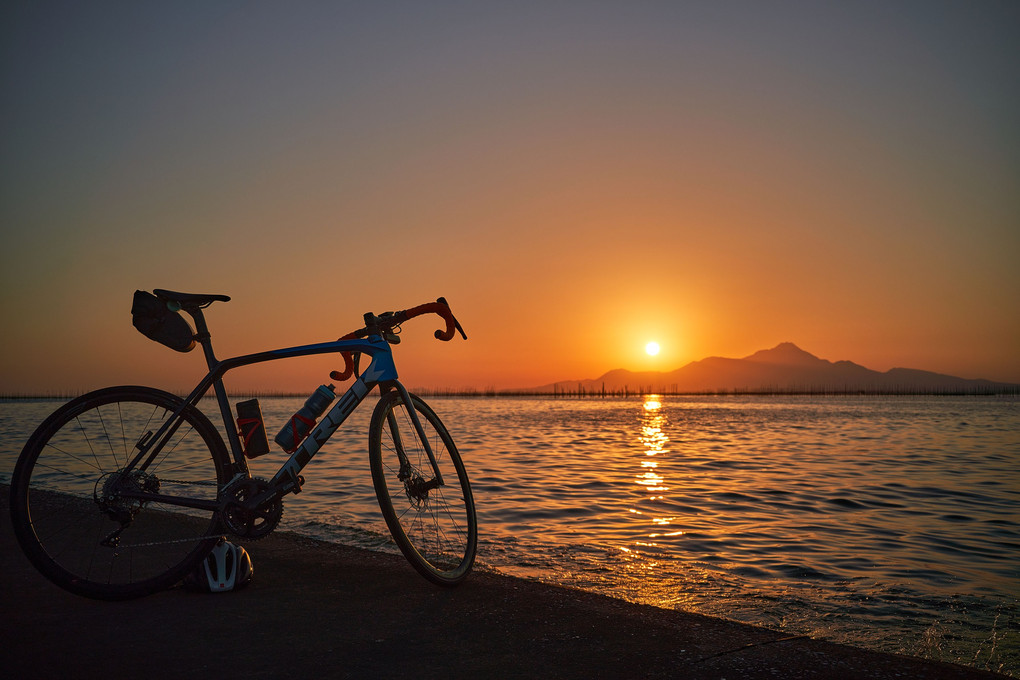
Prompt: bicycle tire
<box><xmin>369</xmin><ymin>391</ymin><xmax>477</xmax><ymax>586</ymax></box>
<box><xmin>9</xmin><ymin>386</ymin><xmax>231</xmax><ymax>600</ymax></box>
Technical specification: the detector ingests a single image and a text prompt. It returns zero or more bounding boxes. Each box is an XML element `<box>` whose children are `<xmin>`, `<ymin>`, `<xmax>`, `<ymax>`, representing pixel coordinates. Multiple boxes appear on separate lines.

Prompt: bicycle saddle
<box><xmin>152</xmin><ymin>289</ymin><xmax>231</xmax><ymax>306</ymax></box>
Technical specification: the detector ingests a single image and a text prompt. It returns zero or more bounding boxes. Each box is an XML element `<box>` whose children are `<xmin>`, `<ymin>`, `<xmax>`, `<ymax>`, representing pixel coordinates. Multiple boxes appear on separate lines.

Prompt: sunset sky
<box><xmin>2</xmin><ymin>1</ymin><xmax>1018</xmax><ymax>394</ymax></box>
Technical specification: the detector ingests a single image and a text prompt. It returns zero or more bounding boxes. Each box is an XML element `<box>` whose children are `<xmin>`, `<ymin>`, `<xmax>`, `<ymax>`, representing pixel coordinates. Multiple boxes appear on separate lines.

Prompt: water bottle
<box><xmin>274</xmin><ymin>384</ymin><xmax>336</xmax><ymax>452</ymax></box>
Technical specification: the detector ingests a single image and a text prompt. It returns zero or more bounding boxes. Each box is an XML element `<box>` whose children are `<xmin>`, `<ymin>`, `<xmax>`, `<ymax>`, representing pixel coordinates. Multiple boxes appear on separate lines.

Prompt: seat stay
<box><xmin>117</xmin><ymin>393</ymin><xmax>209</xmax><ymax>479</ymax></box>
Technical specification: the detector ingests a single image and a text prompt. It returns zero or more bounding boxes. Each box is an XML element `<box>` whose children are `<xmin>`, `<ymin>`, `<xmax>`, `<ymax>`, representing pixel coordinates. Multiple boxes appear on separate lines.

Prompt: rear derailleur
<box><xmin>94</xmin><ymin>469</ymin><xmax>160</xmax><ymax>547</ymax></box>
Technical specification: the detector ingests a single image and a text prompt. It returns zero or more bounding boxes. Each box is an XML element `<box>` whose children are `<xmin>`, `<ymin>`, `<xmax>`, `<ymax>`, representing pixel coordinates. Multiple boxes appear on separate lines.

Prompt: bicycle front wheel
<box><xmin>369</xmin><ymin>390</ymin><xmax>477</xmax><ymax>586</ymax></box>
<box><xmin>9</xmin><ymin>386</ymin><xmax>231</xmax><ymax>600</ymax></box>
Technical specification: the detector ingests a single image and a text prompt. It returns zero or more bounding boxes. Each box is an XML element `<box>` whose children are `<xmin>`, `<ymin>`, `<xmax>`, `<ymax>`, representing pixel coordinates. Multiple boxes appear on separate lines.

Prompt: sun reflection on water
<box><xmin>635</xmin><ymin>401</ymin><xmax>674</xmax><ymax>533</ymax></box>
<box><xmin>638</xmin><ymin>396</ymin><xmax>670</xmax><ymax>494</ymax></box>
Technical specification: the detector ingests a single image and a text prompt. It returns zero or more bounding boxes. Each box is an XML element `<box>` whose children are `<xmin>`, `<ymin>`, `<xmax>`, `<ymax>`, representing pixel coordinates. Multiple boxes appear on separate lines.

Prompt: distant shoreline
<box><xmin>416</xmin><ymin>386</ymin><xmax>1020</xmax><ymax>398</ymax></box>
<box><xmin>3</xmin><ymin>386</ymin><xmax>1019</xmax><ymax>401</ymax></box>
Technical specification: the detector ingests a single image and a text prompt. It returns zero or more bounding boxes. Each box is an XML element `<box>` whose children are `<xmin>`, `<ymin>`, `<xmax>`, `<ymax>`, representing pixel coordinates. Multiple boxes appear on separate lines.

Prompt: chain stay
<box><xmin>104</xmin><ymin>477</ymin><xmax>222</xmax><ymax>548</ymax></box>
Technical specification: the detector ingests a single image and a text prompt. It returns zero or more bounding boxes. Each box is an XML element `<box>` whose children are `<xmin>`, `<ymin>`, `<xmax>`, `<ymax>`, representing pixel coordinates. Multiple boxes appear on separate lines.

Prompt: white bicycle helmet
<box><xmin>184</xmin><ymin>539</ymin><xmax>253</xmax><ymax>593</ymax></box>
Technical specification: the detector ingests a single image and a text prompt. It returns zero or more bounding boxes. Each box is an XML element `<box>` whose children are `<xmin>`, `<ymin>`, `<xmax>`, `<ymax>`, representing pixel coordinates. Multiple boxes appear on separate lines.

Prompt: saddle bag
<box><xmin>131</xmin><ymin>290</ymin><xmax>196</xmax><ymax>352</ymax></box>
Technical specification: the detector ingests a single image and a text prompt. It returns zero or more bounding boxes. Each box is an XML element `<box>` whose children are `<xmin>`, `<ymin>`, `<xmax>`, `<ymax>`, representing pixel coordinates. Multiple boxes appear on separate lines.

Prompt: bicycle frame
<box><xmin>117</xmin><ymin>304</ymin><xmax>444</xmax><ymax>511</ymax></box>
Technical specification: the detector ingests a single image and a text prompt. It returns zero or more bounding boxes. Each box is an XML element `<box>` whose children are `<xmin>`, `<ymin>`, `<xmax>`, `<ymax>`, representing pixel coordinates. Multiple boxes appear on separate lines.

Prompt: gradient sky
<box><xmin>2</xmin><ymin>1</ymin><xmax>1018</xmax><ymax>393</ymax></box>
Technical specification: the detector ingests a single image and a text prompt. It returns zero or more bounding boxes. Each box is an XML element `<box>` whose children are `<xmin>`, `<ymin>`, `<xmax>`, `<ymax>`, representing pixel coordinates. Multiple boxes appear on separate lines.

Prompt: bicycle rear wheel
<box><xmin>9</xmin><ymin>386</ymin><xmax>231</xmax><ymax>600</ymax></box>
<box><xmin>369</xmin><ymin>390</ymin><xmax>477</xmax><ymax>586</ymax></box>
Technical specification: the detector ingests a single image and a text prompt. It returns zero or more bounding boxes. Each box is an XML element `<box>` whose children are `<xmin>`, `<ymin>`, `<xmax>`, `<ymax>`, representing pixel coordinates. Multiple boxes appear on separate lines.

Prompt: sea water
<box><xmin>2</xmin><ymin>394</ymin><xmax>1017</xmax><ymax>675</ymax></box>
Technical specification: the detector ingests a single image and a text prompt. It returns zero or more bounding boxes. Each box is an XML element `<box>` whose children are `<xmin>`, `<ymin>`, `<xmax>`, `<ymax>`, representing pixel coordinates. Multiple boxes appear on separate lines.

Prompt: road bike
<box><xmin>9</xmin><ymin>289</ymin><xmax>477</xmax><ymax>600</ymax></box>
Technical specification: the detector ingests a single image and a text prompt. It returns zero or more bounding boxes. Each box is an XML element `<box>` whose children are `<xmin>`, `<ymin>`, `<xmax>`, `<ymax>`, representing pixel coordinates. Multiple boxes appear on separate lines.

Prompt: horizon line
<box><xmin>4</xmin><ymin>385</ymin><xmax>1019</xmax><ymax>401</ymax></box>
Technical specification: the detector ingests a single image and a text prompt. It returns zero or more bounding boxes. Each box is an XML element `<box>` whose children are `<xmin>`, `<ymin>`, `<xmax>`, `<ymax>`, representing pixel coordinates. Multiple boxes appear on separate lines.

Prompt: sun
<box><xmin>645</xmin><ymin>341</ymin><xmax>660</xmax><ymax>356</ymax></box>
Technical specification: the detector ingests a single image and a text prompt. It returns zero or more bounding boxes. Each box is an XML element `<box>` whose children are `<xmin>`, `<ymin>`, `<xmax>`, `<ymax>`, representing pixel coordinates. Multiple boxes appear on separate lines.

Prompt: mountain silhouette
<box><xmin>540</xmin><ymin>343</ymin><xmax>1016</xmax><ymax>394</ymax></box>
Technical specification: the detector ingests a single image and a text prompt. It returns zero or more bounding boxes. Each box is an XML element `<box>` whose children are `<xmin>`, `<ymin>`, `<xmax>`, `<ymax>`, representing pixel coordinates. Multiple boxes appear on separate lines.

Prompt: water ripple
<box><xmin>2</xmin><ymin>394</ymin><xmax>1017</xmax><ymax>675</ymax></box>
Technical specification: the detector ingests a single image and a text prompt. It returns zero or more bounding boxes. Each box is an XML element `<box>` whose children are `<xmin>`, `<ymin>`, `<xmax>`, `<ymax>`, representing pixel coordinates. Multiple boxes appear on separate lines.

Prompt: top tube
<box><xmin>213</xmin><ymin>335</ymin><xmax>396</xmax><ymax>386</ymax></box>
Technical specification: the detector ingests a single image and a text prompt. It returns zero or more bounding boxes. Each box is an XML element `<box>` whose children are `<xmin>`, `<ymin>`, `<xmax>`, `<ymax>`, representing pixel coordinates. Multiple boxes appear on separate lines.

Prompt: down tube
<box><xmin>271</xmin><ymin>378</ymin><xmax>372</xmax><ymax>492</ymax></box>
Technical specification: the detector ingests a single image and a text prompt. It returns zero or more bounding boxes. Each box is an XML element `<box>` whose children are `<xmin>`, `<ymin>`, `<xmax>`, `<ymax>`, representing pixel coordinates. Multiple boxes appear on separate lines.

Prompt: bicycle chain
<box><xmin>105</xmin><ymin>477</ymin><xmax>221</xmax><ymax>549</ymax></box>
<box><xmin>109</xmin><ymin>477</ymin><xmax>284</xmax><ymax>547</ymax></box>
<box><xmin>158</xmin><ymin>478</ymin><xmax>219</xmax><ymax>486</ymax></box>
<box><xmin>113</xmin><ymin>535</ymin><xmax>223</xmax><ymax>549</ymax></box>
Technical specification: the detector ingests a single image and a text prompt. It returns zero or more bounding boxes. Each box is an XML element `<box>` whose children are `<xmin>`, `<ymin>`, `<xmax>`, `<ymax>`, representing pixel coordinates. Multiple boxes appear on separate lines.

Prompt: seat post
<box><xmin>184</xmin><ymin>305</ymin><xmax>220</xmax><ymax>371</ymax></box>
<box><xmin>184</xmin><ymin>304</ymin><xmax>245</xmax><ymax>463</ymax></box>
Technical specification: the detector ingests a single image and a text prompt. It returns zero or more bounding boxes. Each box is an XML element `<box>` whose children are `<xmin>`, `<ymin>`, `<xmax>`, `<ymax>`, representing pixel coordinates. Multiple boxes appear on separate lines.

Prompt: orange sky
<box><xmin>2</xmin><ymin>2</ymin><xmax>1019</xmax><ymax>394</ymax></box>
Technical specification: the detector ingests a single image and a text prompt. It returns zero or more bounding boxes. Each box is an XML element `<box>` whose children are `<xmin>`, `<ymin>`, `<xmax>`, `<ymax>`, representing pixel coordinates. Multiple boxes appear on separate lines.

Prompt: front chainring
<box><xmin>221</xmin><ymin>477</ymin><xmax>283</xmax><ymax>540</ymax></box>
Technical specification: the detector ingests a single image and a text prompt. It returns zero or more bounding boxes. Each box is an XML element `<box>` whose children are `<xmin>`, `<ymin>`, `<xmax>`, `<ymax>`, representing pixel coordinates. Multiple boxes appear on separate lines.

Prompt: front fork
<box><xmin>383</xmin><ymin>382</ymin><xmax>445</xmax><ymax>489</ymax></box>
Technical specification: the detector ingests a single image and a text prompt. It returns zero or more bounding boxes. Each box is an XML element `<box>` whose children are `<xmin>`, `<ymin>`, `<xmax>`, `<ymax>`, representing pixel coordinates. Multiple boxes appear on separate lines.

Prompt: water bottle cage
<box><xmin>237</xmin><ymin>418</ymin><xmax>262</xmax><ymax>448</ymax></box>
<box><xmin>283</xmin><ymin>413</ymin><xmax>317</xmax><ymax>452</ymax></box>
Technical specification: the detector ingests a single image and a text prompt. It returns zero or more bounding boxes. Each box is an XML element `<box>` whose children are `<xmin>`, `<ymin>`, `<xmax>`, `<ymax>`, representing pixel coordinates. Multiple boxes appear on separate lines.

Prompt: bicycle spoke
<box><xmin>10</xmin><ymin>387</ymin><xmax>229</xmax><ymax>599</ymax></box>
<box><xmin>370</xmin><ymin>391</ymin><xmax>476</xmax><ymax>585</ymax></box>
